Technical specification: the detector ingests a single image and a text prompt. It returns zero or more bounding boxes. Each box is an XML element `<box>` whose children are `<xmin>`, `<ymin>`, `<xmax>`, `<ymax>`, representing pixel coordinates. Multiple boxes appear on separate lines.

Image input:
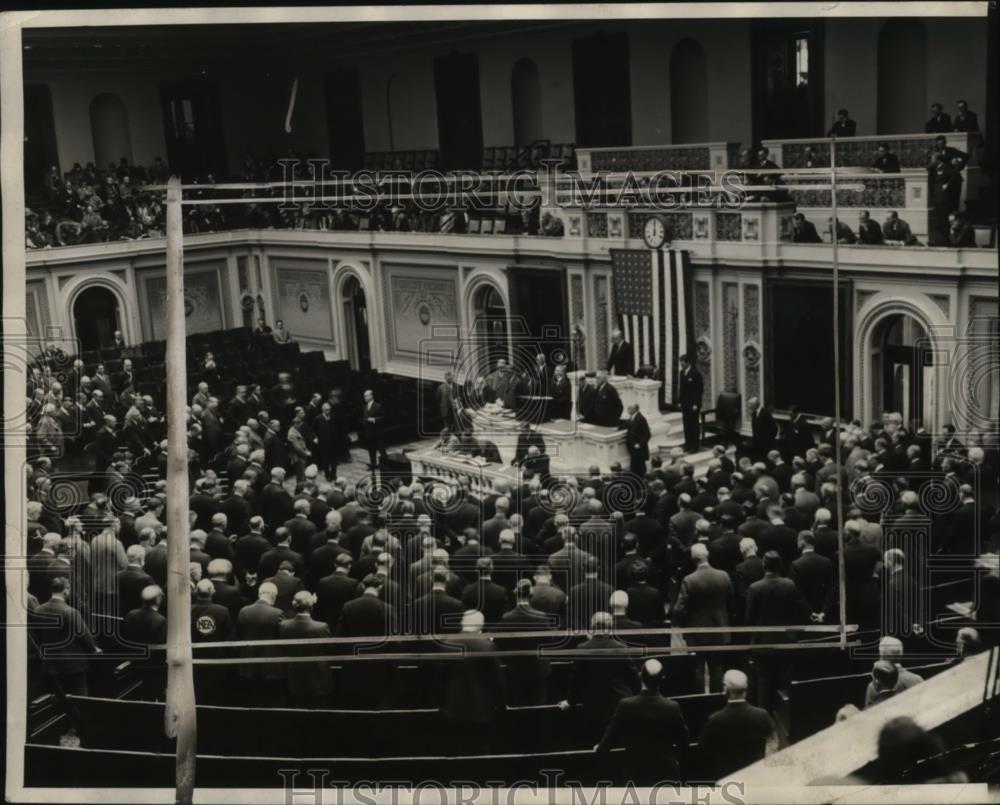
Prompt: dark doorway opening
<box><xmin>751</xmin><ymin>21</ymin><xmax>825</xmax><ymax>143</ymax></box>
<box><xmin>74</xmin><ymin>287</ymin><xmax>120</xmax><ymax>353</ymax></box>
<box><xmin>159</xmin><ymin>79</ymin><xmax>227</xmax><ymax>180</ymax></box>
<box><xmin>765</xmin><ymin>279</ymin><xmax>851</xmax><ymax>418</ymax></box>
<box><xmin>873</xmin><ymin>314</ymin><xmax>928</xmax><ymax>430</ymax></box>
<box><xmin>325</xmin><ymin>68</ymin><xmax>365</xmax><ymax>171</ymax></box>
<box><xmin>434</xmin><ymin>52</ymin><xmax>484</xmax><ymax>169</ymax></box>
<box><xmin>24</xmin><ymin>85</ymin><xmax>59</xmax><ymax>194</ymax></box>
<box><xmin>506</xmin><ymin>267</ymin><xmax>570</xmax><ymax>369</ymax></box>
<box><xmin>572</xmin><ymin>32</ymin><xmax>632</xmax><ymax>147</ymax></box>
<box><xmin>342</xmin><ymin>276</ymin><xmax>371</xmax><ymax>374</ymax></box>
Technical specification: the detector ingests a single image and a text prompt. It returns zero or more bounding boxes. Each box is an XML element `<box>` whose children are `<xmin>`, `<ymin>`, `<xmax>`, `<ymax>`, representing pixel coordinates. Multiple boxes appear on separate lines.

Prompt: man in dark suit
<box><xmin>561</xmin><ymin>612</ymin><xmax>639</xmax><ymax>740</ymax></box>
<box><xmin>625</xmin><ymin>403</ymin><xmax>651</xmax><ymax>477</ymax></box>
<box><xmin>499</xmin><ymin>579</ymin><xmax>554</xmax><ymax>705</ymax></box>
<box><xmin>882</xmin><ymin>211</ymin><xmax>919</xmax><ymax>246</ymax></box>
<box><xmin>746</xmin><ymin>551</ymin><xmax>809</xmax><ymax>711</ymax></box>
<box><xmin>311</xmin><ymin>402</ymin><xmax>338</xmax><ymax>481</ymax></box>
<box><xmin>678</xmin><ymin>354</ymin><xmax>704</xmax><ymax>453</ymax></box>
<box><xmin>673</xmin><ymin>543</ymin><xmax>733</xmax><ymax>691</ymax></box>
<box><xmin>413</xmin><ymin>567</ymin><xmax>466</xmax><ymax>635</ymax></box>
<box><xmin>121</xmin><ymin>584</ymin><xmax>167</xmax><ymax>646</ymax></box>
<box><xmin>587</xmin><ymin>371</ymin><xmax>624</xmax><ymax>427</ymax></box>
<box><xmin>436</xmin><ymin>370</ymin><xmax>461</xmax><ymax>432</ymax></box>
<box><xmin>32</xmin><ymin>578</ymin><xmax>102</xmax><ymax>700</ymax></box>
<box><xmin>595</xmin><ymin>658</ymin><xmax>689</xmax><ymax>784</ymax></box>
<box><xmin>235</xmin><ymin>582</ymin><xmax>286</xmax><ymax>706</ymax></box>
<box><xmin>314</xmin><ymin>554</ymin><xmax>361</xmax><ymax>629</ymax></box>
<box><xmin>948</xmin><ymin>211</ymin><xmax>976</xmax><ymax>247</ymax></box>
<box><xmin>953</xmin><ymin>99</ymin><xmax>979</xmax><ymax>133</ymax></box>
<box><xmin>748</xmin><ymin>397</ymin><xmax>777</xmax><ymax>459</ymax></box>
<box><xmin>606</xmin><ymin>328</ymin><xmax>634</xmax><ymax>377</ymax></box>
<box><xmin>696</xmin><ymin>669</ymin><xmax>775</xmax><ymax>781</ymax></box>
<box><xmin>234</xmin><ymin>516</ymin><xmax>271</xmax><ymax>581</ymax></box>
<box><xmin>280</xmin><ymin>591</ymin><xmax>334</xmax><ymax>707</ymax></box>
<box><xmin>790</xmin><ymin>531</ymin><xmax>835</xmax><ymax>616</ymax></box>
<box><xmin>439</xmin><ymin>610</ymin><xmax>507</xmax><ymax>754</ymax></box>
<box><xmin>826</xmin><ymin>108</ymin><xmax>856</xmax><ymax>137</ymax></box>
<box><xmin>791</xmin><ymin>212</ymin><xmax>822</xmax><ymax>244</ymax></box>
<box><xmin>925</xmin><ymin>102</ymin><xmax>952</xmax><ymax>133</ymax></box>
<box><xmin>858</xmin><ymin>210</ymin><xmax>884</xmax><ymax>245</ymax></box>
<box><xmin>361</xmin><ymin>389</ymin><xmax>388</xmax><ymax>473</ymax></box>
<box><xmin>116</xmin><ymin>545</ymin><xmax>156</xmax><ymax>616</ymax></box>
<box><xmin>461</xmin><ymin>556</ymin><xmax>511</xmax><ymax>625</ymax></box>
<box><xmin>872</xmin><ymin>143</ymin><xmax>901</xmax><ymax>174</ymax></box>
<box><xmin>258</xmin><ymin>527</ymin><xmax>305</xmax><ymax>580</ymax></box>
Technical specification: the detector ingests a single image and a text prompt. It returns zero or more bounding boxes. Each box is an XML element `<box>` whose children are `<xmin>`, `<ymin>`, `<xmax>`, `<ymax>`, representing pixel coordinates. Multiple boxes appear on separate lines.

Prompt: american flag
<box><xmin>610</xmin><ymin>248</ymin><xmax>694</xmax><ymax>406</ymax></box>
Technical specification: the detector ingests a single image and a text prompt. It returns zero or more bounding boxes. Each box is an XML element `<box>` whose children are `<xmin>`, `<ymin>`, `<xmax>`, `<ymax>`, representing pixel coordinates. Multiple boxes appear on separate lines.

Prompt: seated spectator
<box><xmin>539</xmin><ymin>211</ymin><xmax>564</xmax><ymax>237</ymax></box>
<box><xmin>948</xmin><ymin>211</ymin><xmax>975</xmax><ymax>247</ymax></box>
<box><xmin>952</xmin><ymin>99</ymin><xmax>979</xmax><ymax>133</ymax></box>
<box><xmin>857</xmin><ymin>210</ymin><xmax>884</xmax><ymax>245</ymax></box>
<box><xmin>865</xmin><ymin>659</ymin><xmax>900</xmax><ymax>708</ymax></box>
<box><xmin>882</xmin><ymin>211</ymin><xmax>920</xmax><ymax>246</ymax></box>
<box><xmin>272</xmin><ymin>319</ymin><xmax>293</xmax><ymax>345</ymax></box>
<box><xmin>791</xmin><ymin>212</ymin><xmax>822</xmax><ymax>244</ymax></box>
<box><xmin>872</xmin><ymin>142</ymin><xmax>901</xmax><ymax>174</ymax></box>
<box><xmin>800</xmin><ymin>144</ymin><xmax>826</xmax><ymax>169</ymax></box>
<box><xmin>925</xmin><ymin>102</ymin><xmax>952</xmax><ymax>133</ymax></box>
<box><xmin>828</xmin><ymin>216</ymin><xmax>857</xmax><ymax>244</ymax></box>
<box><xmin>826</xmin><ymin>108</ymin><xmax>856</xmax><ymax>137</ymax></box>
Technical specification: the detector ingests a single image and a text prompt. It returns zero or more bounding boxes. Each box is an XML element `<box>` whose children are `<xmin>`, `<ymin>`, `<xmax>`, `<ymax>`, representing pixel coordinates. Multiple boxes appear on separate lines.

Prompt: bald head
<box><xmin>723</xmin><ymin>669</ymin><xmax>749</xmax><ymax>699</ymax></box>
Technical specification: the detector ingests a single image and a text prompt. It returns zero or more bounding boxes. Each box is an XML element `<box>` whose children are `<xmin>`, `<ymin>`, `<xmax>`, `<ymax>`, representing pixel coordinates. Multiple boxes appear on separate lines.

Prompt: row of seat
<box><xmin>67</xmin><ymin>693</ymin><xmax>725</xmax><ymax>757</ymax></box>
<box><xmin>24</xmin><ymin>743</ymin><xmax>626</xmax><ymax>788</ymax></box>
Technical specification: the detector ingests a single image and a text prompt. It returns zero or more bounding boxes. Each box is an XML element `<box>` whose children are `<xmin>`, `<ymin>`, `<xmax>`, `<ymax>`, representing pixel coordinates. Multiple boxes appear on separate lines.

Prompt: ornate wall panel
<box><xmin>142</xmin><ymin>263</ymin><xmax>228</xmax><ymax>342</ymax></box>
<box><xmin>693</xmin><ymin>280</ymin><xmax>712</xmax><ymax>407</ymax></box>
<box><xmin>722</xmin><ymin>282</ymin><xmax>740</xmax><ymax>393</ymax></box>
<box><xmin>272</xmin><ymin>262</ymin><xmax>334</xmax><ymax>343</ymax></box>
<box><xmin>382</xmin><ymin>264</ymin><xmax>460</xmax><ymax>363</ymax></box>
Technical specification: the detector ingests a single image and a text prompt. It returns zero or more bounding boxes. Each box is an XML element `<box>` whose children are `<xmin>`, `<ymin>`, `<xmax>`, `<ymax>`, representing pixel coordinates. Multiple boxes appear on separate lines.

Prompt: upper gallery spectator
<box><xmin>828</xmin><ymin>216</ymin><xmax>857</xmax><ymax>244</ymax></box>
<box><xmin>952</xmin><ymin>99</ymin><xmax>979</xmax><ymax>133</ymax></box>
<box><xmin>948</xmin><ymin>211</ymin><xmax>976</xmax><ymax>247</ymax></box>
<box><xmin>930</xmin><ymin>134</ymin><xmax>969</xmax><ymax>171</ymax></box>
<box><xmin>826</xmin><ymin>108</ymin><xmax>857</xmax><ymax>137</ymax></box>
<box><xmin>872</xmin><ymin>143</ymin><xmax>901</xmax><ymax>174</ymax></box>
<box><xmin>925</xmin><ymin>102</ymin><xmax>952</xmax><ymax>133</ymax></box>
<box><xmin>791</xmin><ymin>212</ymin><xmax>822</xmax><ymax>244</ymax></box>
<box><xmin>882</xmin><ymin>211</ymin><xmax>919</xmax><ymax>246</ymax></box>
<box><xmin>857</xmin><ymin>210</ymin><xmax>884</xmax><ymax>245</ymax></box>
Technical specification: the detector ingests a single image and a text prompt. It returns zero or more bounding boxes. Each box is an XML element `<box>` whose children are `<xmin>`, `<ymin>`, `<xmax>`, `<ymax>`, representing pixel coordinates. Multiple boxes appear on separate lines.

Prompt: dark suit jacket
<box><xmin>257</xmin><ymin>546</ymin><xmax>305</xmax><ymax>581</ymax></box>
<box><xmin>336</xmin><ymin>593</ymin><xmax>396</xmax><ymax>636</ymax></box>
<box><xmin>790</xmin><ymin>550</ymin><xmax>835</xmax><ymax>613</ymax></box>
<box><xmin>315</xmin><ymin>571</ymin><xmax>362</xmax><ymax>629</ymax></box>
<box><xmin>362</xmin><ymin>401</ymin><xmax>385</xmax><ymax>446</ymax></box>
<box><xmin>234</xmin><ymin>533</ymin><xmax>271</xmax><ymax>579</ymax></box>
<box><xmin>116</xmin><ymin>566</ymin><xmax>156</xmax><ymax>615</ymax></box>
<box><xmin>413</xmin><ymin>589</ymin><xmax>466</xmax><ymax>635</ymax></box>
<box><xmin>745</xmin><ymin>575</ymin><xmax>808</xmax><ymax>642</ymax></box>
<box><xmin>697</xmin><ymin>701</ymin><xmax>773</xmax><ymax>781</ymax></box>
<box><xmin>279</xmin><ymin>614</ymin><xmax>333</xmax><ymax>697</ymax></box>
<box><xmin>953</xmin><ymin>111</ymin><xmax>980</xmax><ymax>133</ymax></box>
<box><xmin>925</xmin><ymin>112</ymin><xmax>953</xmax><ymax>133</ymax></box>
<box><xmin>461</xmin><ymin>579</ymin><xmax>511</xmax><ymax>624</ymax></box>
<box><xmin>439</xmin><ymin>636</ymin><xmax>506</xmax><ymax>723</ymax></box>
<box><xmin>678</xmin><ymin>366</ymin><xmax>704</xmax><ymax>408</ymax></box>
<box><xmin>590</xmin><ymin>382</ymin><xmax>624</xmax><ymax>427</ymax></box>
<box><xmin>607</xmin><ymin>340</ymin><xmax>635</xmax><ymax>376</ymax></box>
<box><xmin>121</xmin><ymin>606</ymin><xmax>167</xmax><ymax>647</ymax></box>
<box><xmin>596</xmin><ymin>690</ymin><xmax>689</xmax><ymax>782</ymax></box>
<box><xmin>627</xmin><ymin>413</ymin><xmax>651</xmax><ymax>460</ymax></box>
<box><xmin>826</xmin><ymin>118</ymin><xmax>856</xmax><ymax>137</ymax></box>
<box><xmin>751</xmin><ymin>407</ymin><xmax>778</xmax><ymax>453</ymax></box>
<box><xmin>793</xmin><ymin>220</ymin><xmax>823</xmax><ymax>243</ymax></box>
<box><xmin>673</xmin><ymin>565</ymin><xmax>733</xmax><ymax>645</ymax></box>
<box><xmin>873</xmin><ymin>154</ymin><xmax>901</xmax><ymax>174</ymax></box>
<box><xmin>235</xmin><ymin>599</ymin><xmax>285</xmax><ymax>680</ymax></box>
<box><xmin>569</xmin><ymin>634</ymin><xmax>639</xmax><ymax>723</ymax></box>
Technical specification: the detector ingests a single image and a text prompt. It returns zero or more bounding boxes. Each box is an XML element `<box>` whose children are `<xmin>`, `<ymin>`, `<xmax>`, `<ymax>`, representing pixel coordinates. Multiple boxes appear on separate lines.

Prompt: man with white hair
<box><xmin>235</xmin><ymin>581</ymin><xmax>286</xmax><ymax>705</ymax></box>
<box><xmin>696</xmin><ymin>669</ymin><xmax>775</xmax><ymax>781</ymax></box>
<box><xmin>116</xmin><ymin>544</ymin><xmax>155</xmax><ymax>615</ymax></box>
<box><xmin>438</xmin><ymin>609</ymin><xmax>506</xmax><ymax>751</ymax></box>
<box><xmin>208</xmin><ymin>558</ymin><xmax>244</xmax><ymax>622</ymax></box>
<box><xmin>280</xmin><ymin>590</ymin><xmax>334</xmax><ymax>707</ymax></box>
<box><xmin>673</xmin><ymin>542</ymin><xmax>733</xmax><ymax>691</ymax></box>
<box><xmin>121</xmin><ymin>584</ymin><xmax>166</xmax><ymax>648</ymax></box>
<box><xmin>595</xmin><ymin>658</ymin><xmax>689</xmax><ymax>784</ymax></box>
<box><xmin>283</xmin><ymin>498</ymin><xmax>317</xmax><ymax>558</ymax></box>
<box><xmin>606</xmin><ymin>327</ymin><xmax>634</xmax><ymax>377</ymax></box>
<box><xmin>863</xmin><ymin>636</ymin><xmax>923</xmax><ymax>708</ymax></box>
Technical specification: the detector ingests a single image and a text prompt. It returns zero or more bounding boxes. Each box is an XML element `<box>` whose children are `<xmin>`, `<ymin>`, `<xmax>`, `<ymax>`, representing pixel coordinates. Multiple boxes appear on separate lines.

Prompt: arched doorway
<box><xmin>73</xmin><ymin>286</ymin><xmax>121</xmax><ymax>353</ymax></box>
<box><xmin>341</xmin><ymin>276</ymin><xmax>371</xmax><ymax>373</ymax></box>
<box><xmin>670</xmin><ymin>39</ymin><xmax>708</xmax><ymax>143</ymax></box>
<box><xmin>89</xmin><ymin>93</ymin><xmax>133</xmax><ymax>170</ymax></box>
<box><xmin>511</xmin><ymin>58</ymin><xmax>543</xmax><ymax>147</ymax></box>
<box><xmin>871</xmin><ymin>313</ymin><xmax>930</xmax><ymax>430</ymax></box>
<box><xmin>473</xmin><ymin>285</ymin><xmax>510</xmax><ymax>374</ymax></box>
<box><xmin>877</xmin><ymin>20</ymin><xmax>927</xmax><ymax>135</ymax></box>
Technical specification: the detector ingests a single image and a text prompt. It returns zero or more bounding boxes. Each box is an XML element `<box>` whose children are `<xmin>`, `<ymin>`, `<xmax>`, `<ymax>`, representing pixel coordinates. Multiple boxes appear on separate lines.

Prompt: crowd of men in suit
<box><xmin>21</xmin><ymin>325</ymin><xmax>1000</xmax><ymax>783</ymax></box>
